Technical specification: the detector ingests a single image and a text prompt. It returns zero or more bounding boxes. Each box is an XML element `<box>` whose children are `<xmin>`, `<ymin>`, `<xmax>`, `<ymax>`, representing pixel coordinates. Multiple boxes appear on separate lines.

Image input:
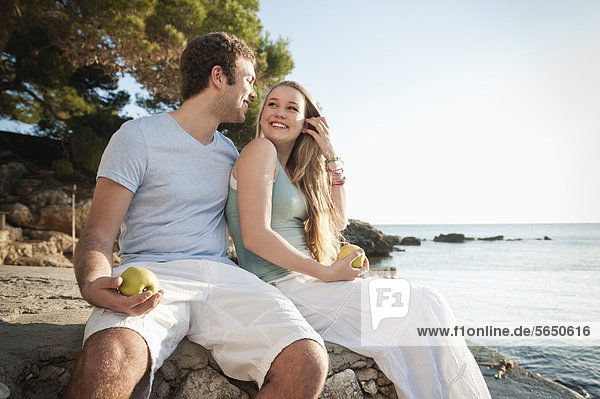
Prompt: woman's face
<box><xmin>260</xmin><ymin>85</ymin><xmax>306</xmax><ymax>145</ymax></box>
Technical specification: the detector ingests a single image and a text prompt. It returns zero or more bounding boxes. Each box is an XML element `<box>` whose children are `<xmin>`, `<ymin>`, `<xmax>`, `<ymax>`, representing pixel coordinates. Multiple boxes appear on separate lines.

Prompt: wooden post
<box><xmin>72</xmin><ymin>184</ymin><xmax>77</xmax><ymax>253</ymax></box>
<box><xmin>0</xmin><ymin>212</ymin><xmax>6</xmax><ymax>230</ymax></box>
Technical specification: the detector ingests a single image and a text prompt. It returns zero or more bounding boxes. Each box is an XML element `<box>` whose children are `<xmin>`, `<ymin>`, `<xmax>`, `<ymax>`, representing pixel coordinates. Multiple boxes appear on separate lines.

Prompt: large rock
<box><xmin>479</xmin><ymin>235</ymin><xmax>504</xmax><ymax>241</ymax></box>
<box><xmin>434</xmin><ymin>233</ymin><xmax>467</xmax><ymax>243</ymax></box>
<box><xmin>342</xmin><ymin>219</ymin><xmax>399</xmax><ymax>257</ymax></box>
<box><xmin>0</xmin><ymin>240</ymin><xmax>73</xmax><ymax>267</ymax></box>
<box><xmin>320</xmin><ymin>369</ymin><xmax>364</xmax><ymax>399</ymax></box>
<box><xmin>399</xmin><ymin>236</ymin><xmax>421</xmax><ymax>246</ymax></box>
<box><xmin>0</xmin><ymin>225</ymin><xmax>22</xmax><ymax>243</ymax></box>
<box><xmin>150</xmin><ymin>340</ymin><xmax>397</xmax><ymax>399</ymax></box>
<box><xmin>24</xmin><ymin>230</ymin><xmax>76</xmax><ymax>253</ymax></box>
<box><xmin>6</xmin><ymin>203</ymin><xmax>34</xmax><ymax>227</ymax></box>
<box><xmin>28</xmin><ymin>189</ymin><xmax>71</xmax><ymax>208</ymax></box>
<box><xmin>21</xmin><ymin>198</ymin><xmax>91</xmax><ymax>236</ymax></box>
<box><xmin>173</xmin><ymin>367</ymin><xmax>249</xmax><ymax>399</ymax></box>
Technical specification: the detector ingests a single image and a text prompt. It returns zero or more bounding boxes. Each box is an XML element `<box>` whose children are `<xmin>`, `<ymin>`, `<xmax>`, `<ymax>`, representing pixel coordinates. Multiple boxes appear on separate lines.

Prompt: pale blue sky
<box><xmin>3</xmin><ymin>1</ymin><xmax>599</xmax><ymax>224</ymax></box>
<box><xmin>256</xmin><ymin>0</ymin><xmax>600</xmax><ymax>224</ymax></box>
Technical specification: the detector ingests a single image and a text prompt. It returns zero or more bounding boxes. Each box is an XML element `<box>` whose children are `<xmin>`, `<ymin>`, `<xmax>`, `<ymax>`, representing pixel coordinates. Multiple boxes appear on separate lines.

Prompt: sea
<box><xmin>372</xmin><ymin>223</ymin><xmax>600</xmax><ymax>398</ymax></box>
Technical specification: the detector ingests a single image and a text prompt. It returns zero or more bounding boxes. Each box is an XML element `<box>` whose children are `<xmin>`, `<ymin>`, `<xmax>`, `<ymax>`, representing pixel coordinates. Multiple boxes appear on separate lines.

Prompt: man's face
<box><xmin>220</xmin><ymin>58</ymin><xmax>257</xmax><ymax>123</ymax></box>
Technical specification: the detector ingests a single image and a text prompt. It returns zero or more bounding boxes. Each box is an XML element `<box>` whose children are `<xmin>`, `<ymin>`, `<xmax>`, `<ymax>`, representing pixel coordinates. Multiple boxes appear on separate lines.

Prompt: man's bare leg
<box><xmin>65</xmin><ymin>328</ymin><xmax>151</xmax><ymax>399</ymax></box>
<box><xmin>257</xmin><ymin>339</ymin><xmax>328</xmax><ymax>399</ymax></box>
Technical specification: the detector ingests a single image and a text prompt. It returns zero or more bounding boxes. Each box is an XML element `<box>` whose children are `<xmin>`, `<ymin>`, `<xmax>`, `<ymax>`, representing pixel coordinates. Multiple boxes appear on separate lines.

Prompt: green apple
<box><xmin>338</xmin><ymin>244</ymin><xmax>366</xmax><ymax>269</ymax></box>
<box><xmin>119</xmin><ymin>266</ymin><xmax>160</xmax><ymax>297</ymax></box>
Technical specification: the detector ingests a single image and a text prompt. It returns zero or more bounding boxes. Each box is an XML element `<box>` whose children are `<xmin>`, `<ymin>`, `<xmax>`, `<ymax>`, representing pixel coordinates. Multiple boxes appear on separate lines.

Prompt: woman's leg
<box><xmin>274</xmin><ymin>274</ymin><xmax>491</xmax><ymax>399</ymax></box>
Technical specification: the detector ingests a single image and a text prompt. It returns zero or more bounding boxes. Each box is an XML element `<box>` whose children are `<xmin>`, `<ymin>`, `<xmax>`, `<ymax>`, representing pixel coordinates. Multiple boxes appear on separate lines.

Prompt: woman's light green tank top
<box><xmin>225</xmin><ymin>161</ymin><xmax>311</xmax><ymax>282</ymax></box>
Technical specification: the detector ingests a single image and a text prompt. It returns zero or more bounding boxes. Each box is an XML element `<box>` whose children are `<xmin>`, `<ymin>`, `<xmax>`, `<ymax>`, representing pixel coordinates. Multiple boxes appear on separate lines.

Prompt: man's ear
<box><xmin>211</xmin><ymin>65</ymin><xmax>225</xmax><ymax>89</ymax></box>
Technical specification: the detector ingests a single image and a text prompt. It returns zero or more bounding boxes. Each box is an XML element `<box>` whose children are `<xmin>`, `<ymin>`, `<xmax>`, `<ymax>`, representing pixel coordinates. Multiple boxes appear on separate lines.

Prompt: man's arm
<box><xmin>75</xmin><ymin>177</ymin><xmax>163</xmax><ymax>315</ymax></box>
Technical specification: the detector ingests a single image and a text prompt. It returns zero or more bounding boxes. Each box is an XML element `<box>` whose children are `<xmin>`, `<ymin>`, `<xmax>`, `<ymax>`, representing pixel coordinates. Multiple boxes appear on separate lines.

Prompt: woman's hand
<box><xmin>319</xmin><ymin>249</ymin><xmax>370</xmax><ymax>282</ymax></box>
<box><xmin>303</xmin><ymin>116</ymin><xmax>337</xmax><ymax>160</ymax></box>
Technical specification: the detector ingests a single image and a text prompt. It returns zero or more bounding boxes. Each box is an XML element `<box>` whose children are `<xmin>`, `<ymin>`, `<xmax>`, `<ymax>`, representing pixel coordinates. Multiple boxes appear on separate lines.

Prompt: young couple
<box><xmin>66</xmin><ymin>32</ymin><xmax>490</xmax><ymax>398</ymax></box>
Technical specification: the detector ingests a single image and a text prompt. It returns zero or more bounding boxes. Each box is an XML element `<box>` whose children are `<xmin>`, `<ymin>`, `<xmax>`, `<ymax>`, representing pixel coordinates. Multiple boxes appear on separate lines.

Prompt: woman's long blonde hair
<box><xmin>256</xmin><ymin>81</ymin><xmax>341</xmax><ymax>263</ymax></box>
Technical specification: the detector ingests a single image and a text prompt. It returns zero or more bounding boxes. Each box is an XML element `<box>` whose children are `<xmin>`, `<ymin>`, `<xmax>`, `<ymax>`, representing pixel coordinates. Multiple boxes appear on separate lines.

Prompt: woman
<box><xmin>226</xmin><ymin>81</ymin><xmax>491</xmax><ymax>398</ymax></box>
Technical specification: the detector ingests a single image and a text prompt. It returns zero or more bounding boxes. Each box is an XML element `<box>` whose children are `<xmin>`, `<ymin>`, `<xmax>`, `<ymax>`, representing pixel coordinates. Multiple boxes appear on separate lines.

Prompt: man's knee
<box><xmin>66</xmin><ymin>328</ymin><xmax>150</xmax><ymax>398</ymax></box>
<box><xmin>78</xmin><ymin>328</ymin><xmax>150</xmax><ymax>377</ymax></box>
<box><xmin>268</xmin><ymin>338</ymin><xmax>328</xmax><ymax>384</ymax></box>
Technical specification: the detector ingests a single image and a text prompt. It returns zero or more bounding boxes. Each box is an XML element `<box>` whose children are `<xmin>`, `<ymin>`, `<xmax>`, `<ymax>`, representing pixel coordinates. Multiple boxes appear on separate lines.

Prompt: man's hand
<box><xmin>82</xmin><ymin>276</ymin><xmax>164</xmax><ymax>316</ymax></box>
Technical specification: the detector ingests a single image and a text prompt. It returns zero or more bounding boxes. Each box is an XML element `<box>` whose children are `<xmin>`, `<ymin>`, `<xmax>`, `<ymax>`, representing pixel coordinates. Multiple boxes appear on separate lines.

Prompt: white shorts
<box><xmin>272</xmin><ymin>273</ymin><xmax>491</xmax><ymax>399</ymax></box>
<box><xmin>84</xmin><ymin>260</ymin><xmax>324</xmax><ymax>398</ymax></box>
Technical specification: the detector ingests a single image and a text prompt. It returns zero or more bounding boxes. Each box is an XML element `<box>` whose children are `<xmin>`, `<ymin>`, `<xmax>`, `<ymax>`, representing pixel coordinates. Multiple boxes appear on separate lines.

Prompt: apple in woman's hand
<box><xmin>338</xmin><ymin>244</ymin><xmax>367</xmax><ymax>269</ymax></box>
<box><xmin>119</xmin><ymin>266</ymin><xmax>160</xmax><ymax>296</ymax></box>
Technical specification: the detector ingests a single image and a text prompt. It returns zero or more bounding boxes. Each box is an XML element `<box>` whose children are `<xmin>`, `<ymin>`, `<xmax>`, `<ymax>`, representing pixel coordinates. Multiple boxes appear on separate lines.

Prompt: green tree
<box><xmin>1</xmin><ymin>0</ymin><xmax>294</xmax><ymax>173</ymax></box>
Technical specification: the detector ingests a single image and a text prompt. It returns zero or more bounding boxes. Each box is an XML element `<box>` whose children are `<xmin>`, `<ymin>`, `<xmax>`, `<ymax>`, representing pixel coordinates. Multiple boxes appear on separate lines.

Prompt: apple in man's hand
<box><xmin>119</xmin><ymin>266</ymin><xmax>160</xmax><ymax>297</ymax></box>
<box><xmin>338</xmin><ymin>244</ymin><xmax>367</xmax><ymax>269</ymax></box>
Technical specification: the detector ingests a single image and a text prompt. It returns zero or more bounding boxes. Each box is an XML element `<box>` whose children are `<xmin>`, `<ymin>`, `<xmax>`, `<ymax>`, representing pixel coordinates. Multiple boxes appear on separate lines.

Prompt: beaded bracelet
<box><xmin>327</xmin><ymin>167</ymin><xmax>346</xmax><ymax>187</ymax></box>
<box><xmin>331</xmin><ymin>178</ymin><xmax>346</xmax><ymax>187</ymax></box>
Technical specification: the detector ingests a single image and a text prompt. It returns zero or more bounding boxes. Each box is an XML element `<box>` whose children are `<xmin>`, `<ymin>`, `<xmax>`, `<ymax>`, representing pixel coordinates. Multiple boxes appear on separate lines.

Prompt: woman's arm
<box><xmin>236</xmin><ymin>138</ymin><xmax>362</xmax><ymax>282</ymax></box>
<box><xmin>328</xmin><ymin>158</ymin><xmax>348</xmax><ymax>230</ymax></box>
<box><xmin>303</xmin><ymin>117</ymin><xmax>348</xmax><ymax>230</ymax></box>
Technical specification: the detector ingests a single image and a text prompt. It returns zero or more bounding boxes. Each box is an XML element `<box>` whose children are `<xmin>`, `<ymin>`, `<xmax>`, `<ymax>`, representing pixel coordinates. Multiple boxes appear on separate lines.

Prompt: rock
<box><xmin>327</xmin><ymin>342</ymin><xmax>368</xmax><ymax>375</ymax></box>
<box><xmin>478</xmin><ymin>235</ymin><xmax>504</xmax><ymax>241</ymax></box>
<box><xmin>320</xmin><ymin>369</ymin><xmax>363</xmax><ymax>399</ymax></box>
<box><xmin>0</xmin><ymin>382</ymin><xmax>9</xmax><ymax>399</ymax></box>
<box><xmin>362</xmin><ymin>267</ymin><xmax>396</xmax><ymax>279</ymax></box>
<box><xmin>378</xmin><ymin>384</ymin><xmax>398</xmax><ymax>398</ymax></box>
<box><xmin>28</xmin><ymin>189</ymin><xmax>70</xmax><ymax>208</ymax></box>
<box><xmin>0</xmin><ymin>161</ymin><xmax>27</xmax><ymax>193</ymax></box>
<box><xmin>544</xmin><ymin>236</ymin><xmax>552</xmax><ymax>240</ymax></box>
<box><xmin>360</xmin><ymin>379</ymin><xmax>378</xmax><ymax>395</ymax></box>
<box><xmin>173</xmin><ymin>367</ymin><xmax>249</xmax><ymax>399</ymax></box>
<box><xmin>173</xmin><ymin>339</ymin><xmax>210</xmax><ymax>370</ymax></box>
<box><xmin>0</xmin><ymin>240</ymin><xmax>72</xmax><ymax>267</ymax></box>
<box><xmin>469</xmin><ymin>345</ymin><xmax>585</xmax><ymax>399</ymax></box>
<box><xmin>13</xmin><ymin>178</ymin><xmax>42</xmax><ymax>197</ymax></box>
<box><xmin>11</xmin><ymin>253</ymin><xmax>73</xmax><ymax>268</ymax></box>
<box><xmin>355</xmin><ymin>368</ymin><xmax>378</xmax><ymax>381</ymax></box>
<box><xmin>385</xmin><ymin>235</ymin><xmax>401</xmax><ymax>245</ymax></box>
<box><xmin>30</xmin><ymin>199</ymin><xmax>91</xmax><ymax>235</ymax></box>
<box><xmin>342</xmin><ymin>219</ymin><xmax>396</xmax><ymax>256</ymax></box>
<box><xmin>7</xmin><ymin>203</ymin><xmax>34</xmax><ymax>227</ymax></box>
<box><xmin>0</xmin><ymin>225</ymin><xmax>22</xmax><ymax>242</ymax></box>
<box><xmin>434</xmin><ymin>233</ymin><xmax>466</xmax><ymax>243</ymax></box>
<box><xmin>399</xmin><ymin>236</ymin><xmax>421</xmax><ymax>246</ymax></box>
<box><xmin>24</xmin><ymin>230</ymin><xmax>76</xmax><ymax>253</ymax></box>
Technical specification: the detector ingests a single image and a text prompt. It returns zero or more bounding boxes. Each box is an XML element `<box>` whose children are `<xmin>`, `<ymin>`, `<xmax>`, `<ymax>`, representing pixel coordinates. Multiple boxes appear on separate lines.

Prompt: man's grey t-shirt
<box><xmin>97</xmin><ymin>113</ymin><xmax>239</xmax><ymax>265</ymax></box>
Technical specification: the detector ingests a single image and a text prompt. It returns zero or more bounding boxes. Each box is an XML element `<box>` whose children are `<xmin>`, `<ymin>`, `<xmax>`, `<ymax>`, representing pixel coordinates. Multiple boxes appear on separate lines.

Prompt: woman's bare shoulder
<box><xmin>241</xmin><ymin>137</ymin><xmax>276</xmax><ymax>155</ymax></box>
<box><xmin>235</xmin><ymin>138</ymin><xmax>278</xmax><ymax>178</ymax></box>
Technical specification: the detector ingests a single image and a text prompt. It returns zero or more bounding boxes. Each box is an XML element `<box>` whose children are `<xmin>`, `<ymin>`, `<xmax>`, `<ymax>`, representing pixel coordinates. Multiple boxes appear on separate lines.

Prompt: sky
<box><xmin>2</xmin><ymin>0</ymin><xmax>599</xmax><ymax>225</ymax></box>
<box><xmin>254</xmin><ymin>0</ymin><xmax>600</xmax><ymax>224</ymax></box>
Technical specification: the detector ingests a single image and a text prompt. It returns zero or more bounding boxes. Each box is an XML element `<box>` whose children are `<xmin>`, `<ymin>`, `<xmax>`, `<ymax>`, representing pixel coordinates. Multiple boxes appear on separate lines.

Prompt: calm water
<box><xmin>374</xmin><ymin>223</ymin><xmax>600</xmax><ymax>398</ymax></box>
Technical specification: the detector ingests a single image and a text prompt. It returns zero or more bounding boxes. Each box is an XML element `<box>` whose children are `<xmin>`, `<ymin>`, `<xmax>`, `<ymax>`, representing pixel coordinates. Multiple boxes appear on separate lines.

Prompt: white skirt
<box><xmin>272</xmin><ymin>273</ymin><xmax>492</xmax><ymax>399</ymax></box>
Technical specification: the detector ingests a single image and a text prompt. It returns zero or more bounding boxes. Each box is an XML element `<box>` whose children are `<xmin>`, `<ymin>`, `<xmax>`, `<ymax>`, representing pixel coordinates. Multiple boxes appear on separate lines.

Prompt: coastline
<box><xmin>0</xmin><ymin>264</ymin><xmax>585</xmax><ymax>398</ymax></box>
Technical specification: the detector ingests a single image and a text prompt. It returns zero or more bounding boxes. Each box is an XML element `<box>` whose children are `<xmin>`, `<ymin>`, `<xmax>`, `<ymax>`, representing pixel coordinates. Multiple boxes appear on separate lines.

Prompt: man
<box><xmin>65</xmin><ymin>32</ymin><xmax>328</xmax><ymax>399</ymax></box>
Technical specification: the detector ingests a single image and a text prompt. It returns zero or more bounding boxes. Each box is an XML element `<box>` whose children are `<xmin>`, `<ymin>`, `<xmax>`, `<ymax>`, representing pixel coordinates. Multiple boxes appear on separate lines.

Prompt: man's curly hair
<box><xmin>180</xmin><ymin>32</ymin><xmax>255</xmax><ymax>101</ymax></box>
